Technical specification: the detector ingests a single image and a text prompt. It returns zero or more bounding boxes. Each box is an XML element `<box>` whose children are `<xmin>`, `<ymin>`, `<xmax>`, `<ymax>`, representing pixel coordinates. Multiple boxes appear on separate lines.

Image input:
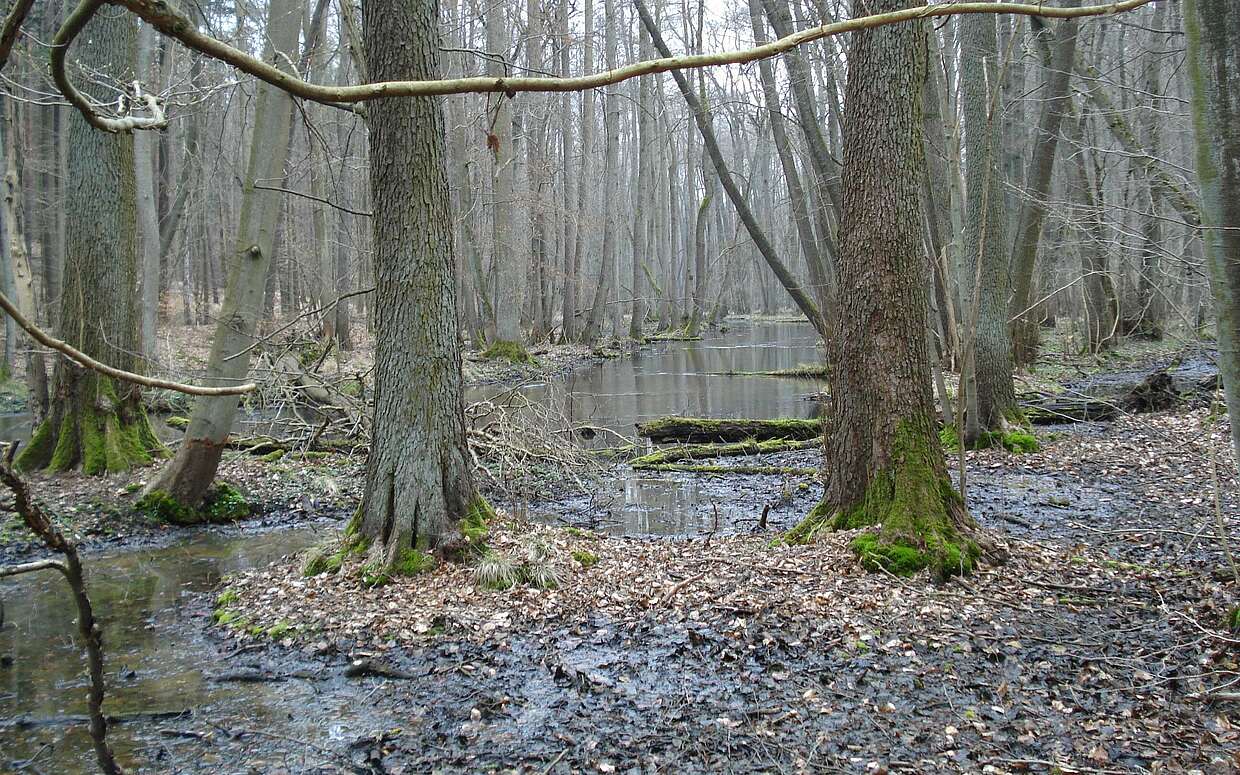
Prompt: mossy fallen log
<box><xmin>637</xmin><ymin>463</ymin><xmax>819</xmax><ymax>475</ymax></box>
<box><xmin>630</xmin><ymin>437</ymin><xmax>821</xmax><ymax>467</ymax></box>
<box><xmin>712</xmin><ymin>364</ymin><xmax>829</xmax><ymax>379</ymax></box>
<box><xmin>636</xmin><ymin>416</ymin><xmax>822</xmax><ymax>444</ymax></box>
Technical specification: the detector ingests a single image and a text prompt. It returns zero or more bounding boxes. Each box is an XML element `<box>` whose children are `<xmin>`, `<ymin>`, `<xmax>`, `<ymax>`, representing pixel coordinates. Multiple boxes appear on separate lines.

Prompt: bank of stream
<box><xmin>1</xmin><ymin>321</ymin><xmax>1236</xmax><ymax>772</ymax></box>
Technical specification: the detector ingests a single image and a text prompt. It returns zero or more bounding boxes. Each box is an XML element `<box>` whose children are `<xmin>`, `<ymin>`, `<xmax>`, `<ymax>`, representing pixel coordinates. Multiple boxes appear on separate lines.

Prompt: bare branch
<box><xmin>0</xmin><ymin>289</ymin><xmax>258</xmax><ymax>396</ymax></box>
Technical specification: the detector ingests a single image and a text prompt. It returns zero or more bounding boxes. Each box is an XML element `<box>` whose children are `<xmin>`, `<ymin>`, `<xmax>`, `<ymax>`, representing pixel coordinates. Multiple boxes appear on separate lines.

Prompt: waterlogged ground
<box><xmin>1</xmin><ymin>325</ymin><xmax>1237</xmax><ymax>772</ymax></box>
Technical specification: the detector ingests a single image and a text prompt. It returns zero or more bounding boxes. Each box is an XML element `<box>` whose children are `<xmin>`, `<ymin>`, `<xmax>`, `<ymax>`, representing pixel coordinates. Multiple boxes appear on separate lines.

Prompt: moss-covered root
<box><xmin>481</xmin><ymin>339</ymin><xmax>534</xmax><ymax>364</ymax></box>
<box><xmin>137</xmin><ymin>482</ymin><xmax>251</xmax><ymax>526</ymax></box>
<box><xmin>15</xmin><ymin>380</ymin><xmax>165</xmax><ymax>474</ymax></box>
<box><xmin>784</xmin><ymin>421</ymin><xmax>1002</xmax><ymax>580</ymax></box>
<box><xmin>940</xmin><ymin>424</ymin><xmax>1039</xmax><ymax>454</ymax></box>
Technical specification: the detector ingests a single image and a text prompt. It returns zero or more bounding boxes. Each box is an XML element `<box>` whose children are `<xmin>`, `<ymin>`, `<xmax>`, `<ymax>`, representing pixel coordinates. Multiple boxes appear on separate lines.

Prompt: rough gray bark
<box><xmin>16</xmin><ymin>7</ymin><xmax>161</xmax><ymax>475</ymax></box>
<box><xmin>1184</xmin><ymin>0</ymin><xmax>1240</xmax><ymax>470</ymax></box>
<box><xmin>960</xmin><ymin>13</ymin><xmax>1019</xmax><ymax>440</ymax></box>
<box><xmin>141</xmin><ymin>0</ymin><xmax>301</xmax><ymax>508</ymax></box>
<box><xmin>789</xmin><ymin>0</ymin><xmax>995</xmax><ymax>577</ymax></box>
<box><xmin>356</xmin><ymin>0</ymin><xmax>482</xmax><ymax>559</ymax></box>
<box><xmin>135</xmin><ymin>24</ymin><xmax>160</xmax><ymax>362</ymax></box>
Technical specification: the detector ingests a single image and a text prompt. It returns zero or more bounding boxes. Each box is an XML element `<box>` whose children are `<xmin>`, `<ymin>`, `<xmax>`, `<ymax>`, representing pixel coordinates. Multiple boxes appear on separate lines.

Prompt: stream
<box><xmin>0</xmin><ymin>320</ymin><xmax>829</xmax><ymax>771</ymax></box>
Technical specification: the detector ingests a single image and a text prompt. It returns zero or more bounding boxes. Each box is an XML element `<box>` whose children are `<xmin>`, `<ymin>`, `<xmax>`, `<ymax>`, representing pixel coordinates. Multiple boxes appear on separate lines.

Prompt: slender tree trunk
<box><xmin>581</xmin><ymin>0</ymin><xmax>621</xmax><ymax>344</ymax></box>
<box><xmin>356</xmin><ymin>0</ymin><xmax>486</xmax><ymax>563</ymax></box>
<box><xmin>135</xmin><ymin>25</ymin><xmax>161</xmax><ymax>362</ymax></box>
<box><xmin>139</xmin><ymin>0</ymin><xmax>302</xmax><ymax>511</ymax></box>
<box><xmin>786</xmin><ymin>0</ymin><xmax>998</xmax><ymax>579</ymax></box>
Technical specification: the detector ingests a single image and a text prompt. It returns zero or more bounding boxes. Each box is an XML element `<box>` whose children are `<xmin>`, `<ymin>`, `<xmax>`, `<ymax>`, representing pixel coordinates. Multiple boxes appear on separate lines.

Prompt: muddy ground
<box><xmin>3</xmin><ymin>347</ymin><xmax>1238</xmax><ymax>773</ymax></box>
<box><xmin>176</xmin><ymin>404</ymin><xmax>1238</xmax><ymax>775</ymax></box>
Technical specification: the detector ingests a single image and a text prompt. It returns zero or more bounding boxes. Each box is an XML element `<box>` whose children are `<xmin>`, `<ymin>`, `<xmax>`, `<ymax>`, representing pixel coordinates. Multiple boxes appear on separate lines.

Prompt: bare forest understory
<box><xmin>1</xmin><ymin>335</ymin><xmax>1237</xmax><ymax>773</ymax></box>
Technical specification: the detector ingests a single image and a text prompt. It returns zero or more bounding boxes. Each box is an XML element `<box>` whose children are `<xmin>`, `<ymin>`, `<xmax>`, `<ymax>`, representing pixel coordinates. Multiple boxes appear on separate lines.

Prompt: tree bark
<box><xmin>786</xmin><ymin>0</ymin><xmax>998</xmax><ymax>579</ymax></box>
<box><xmin>1184</xmin><ymin>0</ymin><xmax>1240</xmax><ymax>470</ymax></box>
<box><xmin>140</xmin><ymin>0</ymin><xmax>301</xmax><ymax>509</ymax></box>
<box><xmin>960</xmin><ymin>13</ymin><xmax>1019</xmax><ymax>441</ymax></box>
<box><xmin>16</xmin><ymin>7</ymin><xmax>161</xmax><ymax>475</ymax></box>
<box><xmin>1009</xmin><ymin>6</ymin><xmax>1079</xmax><ymax>365</ymax></box>
<box><xmin>355</xmin><ymin>0</ymin><xmax>485</xmax><ymax>561</ymax></box>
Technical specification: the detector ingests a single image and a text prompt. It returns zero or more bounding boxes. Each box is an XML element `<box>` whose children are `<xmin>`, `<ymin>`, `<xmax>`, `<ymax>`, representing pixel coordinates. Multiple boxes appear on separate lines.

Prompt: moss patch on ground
<box><xmin>482</xmin><ymin>339</ymin><xmax>535</xmax><ymax>364</ymax></box>
<box><xmin>137</xmin><ymin>483</ymin><xmax>252</xmax><ymax>526</ymax></box>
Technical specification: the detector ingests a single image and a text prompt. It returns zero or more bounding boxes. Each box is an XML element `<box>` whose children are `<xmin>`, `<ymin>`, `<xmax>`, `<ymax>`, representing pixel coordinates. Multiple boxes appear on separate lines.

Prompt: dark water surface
<box><xmin>0</xmin><ymin>320</ymin><xmax>826</xmax><ymax>771</ymax></box>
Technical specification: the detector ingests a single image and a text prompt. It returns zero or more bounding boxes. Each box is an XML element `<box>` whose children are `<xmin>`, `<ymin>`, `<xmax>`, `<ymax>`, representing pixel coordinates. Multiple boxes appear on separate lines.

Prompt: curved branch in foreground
<box><xmin>94</xmin><ymin>0</ymin><xmax>1152</xmax><ymax>112</ymax></box>
<box><xmin>50</xmin><ymin>0</ymin><xmax>169</xmax><ymax>133</ymax></box>
<box><xmin>0</xmin><ymin>289</ymin><xmax>257</xmax><ymax>396</ymax></box>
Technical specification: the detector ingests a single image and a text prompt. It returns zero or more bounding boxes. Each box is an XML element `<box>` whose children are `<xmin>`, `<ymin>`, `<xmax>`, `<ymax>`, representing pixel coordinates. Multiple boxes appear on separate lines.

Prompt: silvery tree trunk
<box><xmin>1184</xmin><ymin>0</ymin><xmax>1240</xmax><ymax>470</ymax></box>
<box><xmin>139</xmin><ymin>0</ymin><xmax>301</xmax><ymax>511</ymax></box>
<box><xmin>356</xmin><ymin>0</ymin><xmax>484</xmax><ymax>562</ymax></box>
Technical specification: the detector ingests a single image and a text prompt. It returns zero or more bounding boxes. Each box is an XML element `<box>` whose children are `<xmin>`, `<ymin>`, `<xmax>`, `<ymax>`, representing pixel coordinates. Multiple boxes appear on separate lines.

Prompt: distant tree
<box><xmin>16</xmin><ymin>11</ymin><xmax>162</xmax><ymax>474</ymax></box>
<box><xmin>786</xmin><ymin>0</ymin><xmax>999</xmax><ymax>578</ymax></box>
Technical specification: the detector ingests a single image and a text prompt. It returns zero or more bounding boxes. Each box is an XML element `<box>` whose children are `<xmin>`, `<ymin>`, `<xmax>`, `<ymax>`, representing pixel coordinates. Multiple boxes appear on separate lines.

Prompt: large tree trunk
<box><xmin>355</xmin><ymin>0</ymin><xmax>485</xmax><ymax>563</ymax></box>
<box><xmin>139</xmin><ymin>0</ymin><xmax>301</xmax><ymax>510</ymax></box>
<box><xmin>1008</xmin><ymin>7</ymin><xmax>1079</xmax><ymax>365</ymax></box>
<box><xmin>1184</xmin><ymin>0</ymin><xmax>1240</xmax><ymax>470</ymax></box>
<box><xmin>16</xmin><ymin>10</ymin><xmax>161</xmax><ymax>474</ymax></box>
<box><xmin>786</xmin><ymin>0</ymin><xmax>998</xmax><ymax>579</ymax></box>
<box><xmin>960</xmin><ymin>13</ymin><xmax>1019</xmax><ymax>443</ymax></box>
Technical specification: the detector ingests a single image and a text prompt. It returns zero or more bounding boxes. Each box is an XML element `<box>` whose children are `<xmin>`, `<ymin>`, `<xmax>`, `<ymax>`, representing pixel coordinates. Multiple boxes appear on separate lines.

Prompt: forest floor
<box><xmin>196</xmin><ymin>403</ymin><xmax>1240</xmax><ymax>774</ymax></box>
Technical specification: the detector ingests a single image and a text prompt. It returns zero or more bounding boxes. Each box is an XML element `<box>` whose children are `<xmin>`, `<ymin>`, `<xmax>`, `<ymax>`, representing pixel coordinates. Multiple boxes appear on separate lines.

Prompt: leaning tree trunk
<box><xmin>960</xmin><ymin>13</ymin><xmax>1020</xmax><ymax>443</ymax></box>
<box><xmin>785</xmin><ymin>0</ymin><xmax>999</xmax><ymax>579</ymax></box>
<box><xmin>16</xmin><ymin>9</ymin><xmax>162</xmax><ymax>475</ymax></box>
<box><xmin>139</xmin><ymin>0</ymin><xmax>301</xmax><ymax>512</ymax></box>
<box><xmin>1008</xmin><ymin>5</ymin><xmax>1079</xmax><ymax>365</ymax></box>
<box><xmin>1184</xmin><ymin>0</ymin><xmax>1240</xmax><ymax>471</ymax></box>
<box><xmin>355</xmin><ymin>0</ymin><xmax>487</xmax><ymax>564</ymax></box>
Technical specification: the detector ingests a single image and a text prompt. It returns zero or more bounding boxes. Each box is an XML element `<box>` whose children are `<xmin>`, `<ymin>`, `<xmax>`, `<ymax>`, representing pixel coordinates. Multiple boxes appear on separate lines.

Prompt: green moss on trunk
<box><xmin>785</xmin><ymin>420</ymin><xmax>982</xmax><ymax>580</ymax></box>
<box><xmin>138</xmin><ymin>483</ymin><xmax>251</xmax><ymax>525</ymax></box>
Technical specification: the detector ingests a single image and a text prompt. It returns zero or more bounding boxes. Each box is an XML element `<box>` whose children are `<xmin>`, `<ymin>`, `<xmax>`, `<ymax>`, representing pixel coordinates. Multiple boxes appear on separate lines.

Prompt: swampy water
<box><xmin>0</xmin><ymin>320</ymin><xmax>827</xmax><ymax>771</ymax></box>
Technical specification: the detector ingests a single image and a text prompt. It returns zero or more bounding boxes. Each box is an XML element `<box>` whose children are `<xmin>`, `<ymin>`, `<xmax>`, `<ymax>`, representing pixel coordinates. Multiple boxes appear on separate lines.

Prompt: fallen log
<box><xmin>1020</xmin><ymin>360</ymin><xmax>1218</xmax><ymax>424</ymax></box>
<box><xmin>636</xmin><ymin>416</ymin><xmax>822</xmax><ymax>444</ymax></box>
<box><xmin>630</xmin><ymin>437</ymin><xmax>821</xmax><ymax>467</ymax></box>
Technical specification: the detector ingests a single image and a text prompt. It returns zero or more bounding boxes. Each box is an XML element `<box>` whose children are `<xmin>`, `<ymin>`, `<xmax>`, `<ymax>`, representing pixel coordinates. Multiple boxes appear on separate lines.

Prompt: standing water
<box><xmin>0</xmin><ymin>320</ymin><xmax>824</xmax><ymax>771</ymax></box>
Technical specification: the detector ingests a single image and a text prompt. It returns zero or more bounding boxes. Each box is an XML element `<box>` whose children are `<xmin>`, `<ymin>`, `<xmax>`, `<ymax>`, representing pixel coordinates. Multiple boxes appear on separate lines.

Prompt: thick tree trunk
<box><xmin>140</xmin><ymin>0</ymin><xmax>301</xmax><ymax>509</ymax></box>
<box><xmin>356</xmin><ymin>0</ymin><xmax>486</xmax><ymax>563</ymax></box>
<box><xmin>1184</xmin><ymin>0</ymin><xmax>1240</xmax><ymax>470</ymax></box>
<box><xmin>960</xmin><ymin>14</ymin><xmax>1020</xmax><ymax>442</ymax></box>
<box><xmin>786</xmin><ymin>0</ymin><xmax>998</xmax><ymax>579</ymax></box>
<box><xmin>1009</xmin><ymin>7</ymin><xmax>1079</xmax><ymax>365</ymax></box>
<box><xmin>16</xmin><ymin>10</ymin><xmax>161</xmax><ymax>474</ymax></box>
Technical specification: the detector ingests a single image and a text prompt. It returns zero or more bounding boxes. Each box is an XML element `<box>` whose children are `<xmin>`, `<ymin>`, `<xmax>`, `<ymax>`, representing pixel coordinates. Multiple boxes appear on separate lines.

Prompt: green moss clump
<box><xmin>784</xmin><ymin>418</ymin><xmax>983</xmax><ymax>580</ymax></box>
<box><xmin>939</xmin><ymin>425</ymin><xmax>961</xmax><ymax>453</ymax></box>
<box><xmin>216</xmin><ymin>589</ymin><xmax>239</xmax><ymax>607</ymax></box>
<box><xmin>259</xmin><ymin>449</ymin><xmax>286</xmax><ymax>463</ymax></box>
<box><xmin>266</xmin><ymin>621</ymin><xmax>293</xmax><ymax>640</ymax></box>
<box><xmin>360</xmin><ymin>561</ymin><xmax>390</xmax><ymax>588</ymax></box>
<box><xmin>572</xmin><ymin>549</ymin><xmax>599</xmax><ymax>568</ymax></box>
<box><xmin>136</xmin><ymin>489</ymin><xmax>197</xmax><ymax>525</ymax></box>
<box><xmin>203</xmin><ymin>483</ymin><xmax>251</xmax><ymax>522</ymax></box>
<box><xmin>460</xmin><ymin>495</ymin><xmax>494</xmax><ymax>550</ymax></box>
<box><xmin>998</xmin><ymin>430</ymin><xmax>1039</xmax><ymax>453</ymax></box>
<box><xmin>166</xmin><ymin>416</ymin><xmax>191</xmax><ymax>429</ymax></box>
<box><xmin>213</xmin><ymin>609</ymin><xmax>244</xmax><ymax>627</ymax></box>
<box><xmin>1227</xmin><ymin>606</ymin><xmax>1240</xmax><ymax>634</ymax></box>
<box><xmin>482</xmin><ymin>339</ymin><xmax>534</xmax><ymax>364</ymax></box>
<box><xmin>302</xmin><ymin>546</ymin><xmax>341</xmax><ymax>577</ymax></box>
<box><xmin>393</xmin><ymin>548</ymin><xmax>435</xmax><ymax>576</ymax></box>
<box><xmin>14</xmin><ymin>418</ymin><xmax>56</xmax><ymax>471</ymax></box>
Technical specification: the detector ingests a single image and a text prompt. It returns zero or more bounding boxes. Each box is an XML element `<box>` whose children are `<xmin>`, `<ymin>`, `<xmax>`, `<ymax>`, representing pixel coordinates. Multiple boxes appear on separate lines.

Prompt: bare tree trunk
<box><xmin>786</xmin><ymin>0</ymin><xmax>998</xmax><ymax>579</ymax></box>
<box><xmin>1184</xmin><ymin>0</ymin><xmax>1240</xmax><ymax>469</ymax></box>
<box><xmin>1009</xmin><ymin>6</ymin><xmax>1080</xmax><ymax>365</ymax></box>
<box><xmin>140</xmin><ymin>0</ymin><xmax>302</xmax><ymax>512</ymax></box>
<box><xmin>356</xmin><ymin>0</ymin><xmax>485</xmax><ymax>563</ymax></box>
<box><xmin>135</xmin><ymin>24</ymin><xmax>161</xmax><ymax>362</ymax></box>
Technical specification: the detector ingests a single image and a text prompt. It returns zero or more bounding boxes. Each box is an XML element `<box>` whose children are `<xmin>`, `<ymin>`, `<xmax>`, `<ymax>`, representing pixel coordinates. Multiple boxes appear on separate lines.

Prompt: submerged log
<box><xmin>636</xmin><ymin>416</ymin><xmax>822</xmax><ymax>444</ymax></box>
<box><xmin>630</xmin><ymin>437</ymin><xmax>821</xmax><ymax>468</ymax></box>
